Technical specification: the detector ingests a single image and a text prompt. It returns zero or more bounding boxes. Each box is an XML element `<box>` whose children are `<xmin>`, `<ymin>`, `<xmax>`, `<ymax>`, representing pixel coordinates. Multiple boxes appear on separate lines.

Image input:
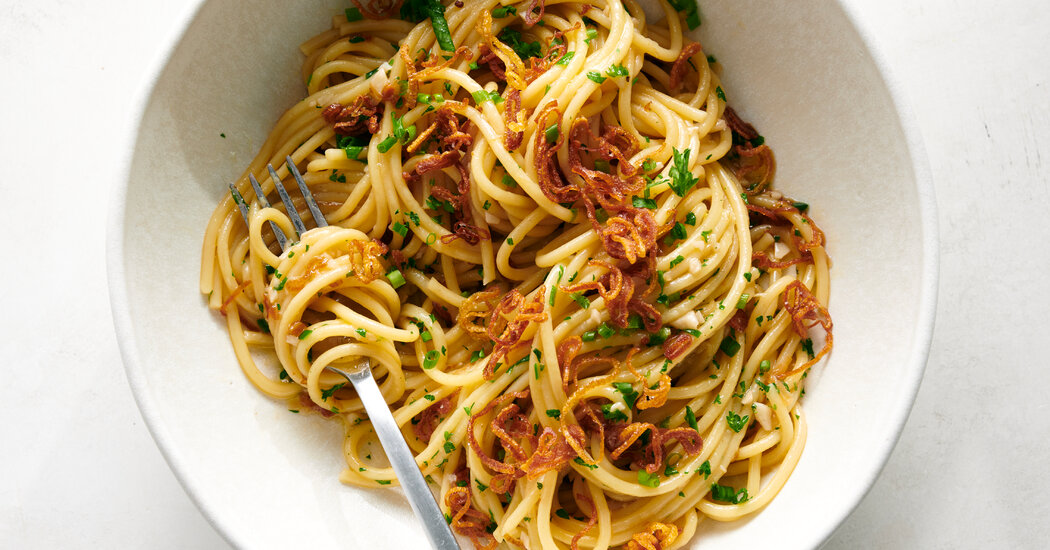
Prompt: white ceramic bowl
<box><xmin>108</xmin><ymin>0</ymin><xmax>937</xmax><ymax>548</ymax></box>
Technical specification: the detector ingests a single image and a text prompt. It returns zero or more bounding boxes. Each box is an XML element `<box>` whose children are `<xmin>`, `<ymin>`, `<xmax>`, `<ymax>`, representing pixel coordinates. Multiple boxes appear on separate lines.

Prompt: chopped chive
<box><xmin>377</xmin><ymin>135</ymin><xmax>398</xmax><ymax>153</ymax></box>
<box><xmin>386</xmin><ymin>269</ymin><xmax>407</xmax><ymax>289</ymax></box>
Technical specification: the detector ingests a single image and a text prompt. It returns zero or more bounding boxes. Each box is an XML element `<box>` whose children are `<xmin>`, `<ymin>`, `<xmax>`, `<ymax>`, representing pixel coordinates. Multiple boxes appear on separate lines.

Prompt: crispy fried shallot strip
<box><xmin>322</xmin><ymin>94</ymin><xmax>383</xmax><ymax>135</ymax></box>
<box><xmin>458</xmin><ymin>287</ymin><xmax>502</xmax><ymax>338</ymax></box>
<box><xmin>518</xmin><ymin>426</ymin><xmax>577</xmax><ymax>478</ymax></box>
<box><xmin>520</xmin><ymin>0</ymin><xmax>547</xmax><ymax>27</ymax></box>
<box><xmin>662</xmin><ymin>332</ymin><xmax>693</xmax><ymax>360</ymax></box>
<box><xmin>668</xmin><ymin>42</ymin><xmax>704</xmax><ymax>93</ymax></box>
<box><xmin>349</xmin><ymin>0</ymin><xmax>397</xmax><ymax>19</ymax></box>
<box><xmin>402</xmin><ymin>47</ymin><xmax>473</xmax><ymax>109</ymax></box>
<box><xmin>484</xmin><ymin>288</ymin><xmax>548</xmax><ymax>377</ymax></box>
<box><xmin>476</xmin><ymin>44</ymin><xmax>507</xmax><ymax>80</ymax></box>
<box><xmin>412</xmin><ymin>390</ymin><xmax>457</xmax><ymax>442</ymax></box>
<box><xmin>562</xmin><ymin>257</ymin><xmax>660</xmax><ymax>332</ymax></box>
<box><xmin>570</xmin><ymin>492</ymin><xmax>599</xmax><ymax>550</ymax></box>
<box><xmin>556</xmin><ymin>336</ymin><xmax>583</xmax><ymax>392</ymax></box>
<box><xmin>583</xmin><ymin>204</ymin><xmax>658</xmax><ymax>264</ymax></box>
<box><xmin>618</xmin><ymin>348</ymin><xmax>671</xmax><ymax>410</ymax></box>
<box><xmin>523</xmin><ymin>24</ymin><xmax>578</xmax><ymax>81</ymax></box>
<box><xmin>445</xmin><ymin>487</ymin><xmax>498</xmax><ymax>550</ymax></box>
<box><xmin>748</xmin><ymin>199</ymin><xmax>826</xmax><ymax>268</ymax></box>
<box><xmin>404</xmin><ymin>108</ymin><xmax>474</xmax><ymax>170</ymax></box>
<box><xmin>285</xmin><ymin>255</ymin><xmax>332</xmax><ymax>291</ymax></box>
<box><xmin>503</xmin><ymin>87</ymin><xmax>524</xmax><ymax>150</ymax></box>
<box><xmin>724</xmin><ymin>106</ymin><xmax>776</xmax><ymax>193</ymax></box>
<box><xmin>781</xmin><ymin>280</ymin><xmax>833</xmax><ymax>377</ymax></box>
<box><xmin>627</xmin><ymin>522</ymin><xmax>680</xmax><ymax>550</ymax></box>
<box><xmin>477</xmin><ymin>11</ymin><xmax>527</xmax><ymax>91</ymax></box>
<box><xmin>568</xmin><ymin>119</ymin><xmax>645</xmax><ymax>208</ymax></box>
<box><xmin>465</xmin><ymin>389</ymin><xmax>578</xmax><ymax>492</ymax></box>
<box><xmin>344</xmin><ymin>239</ymin><xmax>389</xmax><ymax>283</ymax></box>
<box><xmin>220</xmin><ymin>280</ymin><xmax>251</xmax><ymax>316</ymax></box>
<box><xmin>609</xmin><ymin>421</ymin><xmax>702</xmax><ymax>474</ymax></box>
<box><xmin>467</xmin><ymin>390</ymin><xmax>531</xmax><ymax>476</ymax></box>
<box><xmin>402</xmin><ymin>107</ymin><xmax>490</xmax><ymax>245</ymax></box>
<box><xmin>533</xmin><ymin>102</ymin><xmax>582</xmax><ymax>203</ymax></box>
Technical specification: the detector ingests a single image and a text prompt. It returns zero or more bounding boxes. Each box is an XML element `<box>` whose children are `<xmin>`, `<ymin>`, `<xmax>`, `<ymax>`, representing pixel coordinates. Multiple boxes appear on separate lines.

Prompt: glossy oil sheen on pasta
<box><xmin>199</xmin><ymin>0</ymin><xmax>833</xmax><ymax>548</ymax></box>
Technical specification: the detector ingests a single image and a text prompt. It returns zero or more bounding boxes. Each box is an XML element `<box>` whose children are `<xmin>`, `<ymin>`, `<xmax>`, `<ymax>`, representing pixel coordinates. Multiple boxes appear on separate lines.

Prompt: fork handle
<box><xmin>343</xmin><ymin>365</ymin><xmax>462</xmax><ymax>550</ymax></box>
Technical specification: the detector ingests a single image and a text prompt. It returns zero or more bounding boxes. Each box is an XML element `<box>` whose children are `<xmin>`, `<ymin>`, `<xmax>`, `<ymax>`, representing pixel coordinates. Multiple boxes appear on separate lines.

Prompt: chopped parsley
<box><xmin>498</xmin><ymin>27</ymin><xmax>541</xmax><ymax>59</ymax></box>
<box><xmin>685</xmin><ymin>405</ymin><xmax>699</xmax><ymax>432</ymax></box>
<box><xmin>606</xmin><ymin>63</ymin><xmax>629</xmax><ymax>78</ymax></box>
<box><xmin>669</xmin><ymin>148</ymin><xmax>700</xmax><ymax>197</ymax></box>
<box><xmin>633</xmin><ymin>196</ymin><xmax>657</xmax><ymax>209</ymax></box>
<box><xmin>321</xmin><ymin>382</ymin><xmax>346</xmax><ymax>400</ymax></box>
<box><xmin>710</xmin><ymin>483</ymin><xmax>749</xmax><ymax>504</ymax></box>
<box><xmin>491</xmin><ymin>5</ymin><xmax>516</xmax><ymax>17</ymax></box>
<box><xmin>726</xmin><ymin>411</ymin><xmax>750</xmax><ymax>432</ymax></box>
<box><xmin>668</xmin><ymin>0</ymin><xmax>701</xmax><ymax>29</ymax></box>
<box><xmin>556</xmin><ymin>51</ymin><xmax>575</xmax><ymax>66</ymax></box>
<box><xmin>574</xmin><ymin>457</ymin><xmax>598</xmax><ymax>470</ymax></box>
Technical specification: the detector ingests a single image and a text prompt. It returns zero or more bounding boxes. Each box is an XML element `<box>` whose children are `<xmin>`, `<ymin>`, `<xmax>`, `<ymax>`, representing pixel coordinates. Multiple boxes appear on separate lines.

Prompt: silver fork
<box><xmin>229</xmin><ymin>156</ymin><xmax>460</xmax><ymax>550</ymax></box>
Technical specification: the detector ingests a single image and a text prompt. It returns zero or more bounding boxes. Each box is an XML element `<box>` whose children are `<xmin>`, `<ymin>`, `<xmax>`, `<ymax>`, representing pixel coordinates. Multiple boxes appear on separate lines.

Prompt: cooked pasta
<box><xmin>199</xmin><ymin>0</ymin><xmax>833</xmax><ymax>548</ymax></box>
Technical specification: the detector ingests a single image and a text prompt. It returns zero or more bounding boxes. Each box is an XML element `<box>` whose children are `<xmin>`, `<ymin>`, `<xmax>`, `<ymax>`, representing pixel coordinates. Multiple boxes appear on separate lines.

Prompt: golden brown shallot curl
<box><xmin>457</xmin><ymin>287</ymin><xmax>502</xmax><ymax>339</ymax></box>
<box><xmin>401</xmin><ymin>47</ymin><xmax>473</xmax><ymax>109</ymax></box>
<box><xmin>533</xmin><ymin>102</ymin><xmax>582</xmax><ymax>203</ymax></box>
<box><xmin>570</xmin><ymin>492</ymin><xmax>599</xmax><ymax>550</ymax></box>
<box><xmin>485</xmin><ymin>288</ymin><xmax>548</xmax><ymax>377</ymax></box>
<box><xmin>322</xmin><ymin>95</ymin><xmax>383</xmax><ymax>136</ymax></box>
<box><xmin>349</xmin><ymin>0</ymin><xmax>397</xmax><ymax>19</ymax></box>
<box><xmin>668</xmin><ymin>42</ymin><xmax>704</xmax><ymax>93</ymax></box>
<box><xmin>345</xmin><ymin>239</ymin><xmax>389</xmax><ymax>283</ymax></box>
<box><xmin>724</xmin><ymin>106</ymin><xmax>776</xmax><ymax>193</ymax></box>
<box><xmin>662</xmin><ymin>332</ymin><xmax>693</xmax><ymax>360</ymax></box>
<box><xmin>627</xmin><ymin>522</ymin><xmax>680</xmax><ymax>550</ymax></box>
<box><xmin>780</xmin><ymin>280</ymin><xmax>833</xmax><ymax>377</ymax></box>
<box><xmin>412</xmin><ymin>391</ymin><xmax>457</xmax><ymax>442</ymax></box>
<box><xmin>445</xmin><ymin>486</ymin><xmax>498</xmax><ymax>550</ymax></box>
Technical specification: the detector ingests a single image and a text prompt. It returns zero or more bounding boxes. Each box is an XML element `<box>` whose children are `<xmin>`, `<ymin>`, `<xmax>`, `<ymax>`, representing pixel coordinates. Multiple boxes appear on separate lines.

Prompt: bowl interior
<box><xmin>113</xmin><ymin>0</ymin><xmax>933</xmax><ymax>548</ymax></box>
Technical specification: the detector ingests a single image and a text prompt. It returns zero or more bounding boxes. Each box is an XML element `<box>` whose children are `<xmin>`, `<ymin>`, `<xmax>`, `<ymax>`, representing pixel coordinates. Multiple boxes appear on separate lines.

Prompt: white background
<box><xmin>1</xmin><ymin>0</ymin><xmax>1047</xmax><ymax>548</ymax></box>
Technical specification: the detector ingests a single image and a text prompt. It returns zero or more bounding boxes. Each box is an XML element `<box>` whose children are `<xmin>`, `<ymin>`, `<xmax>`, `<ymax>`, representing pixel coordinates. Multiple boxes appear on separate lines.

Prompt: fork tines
<box><xmin>230</xmin><ymin>156</ymin><xmax>328</xmax><ymax>253</ymax></box>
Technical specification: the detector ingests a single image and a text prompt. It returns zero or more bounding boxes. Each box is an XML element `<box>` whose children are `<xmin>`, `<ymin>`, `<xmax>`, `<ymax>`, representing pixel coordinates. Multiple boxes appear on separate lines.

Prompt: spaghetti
<box><xmin>199</xmin><ymin>0</ymin><xmax>833</xmax><ymax>548</ymax></box>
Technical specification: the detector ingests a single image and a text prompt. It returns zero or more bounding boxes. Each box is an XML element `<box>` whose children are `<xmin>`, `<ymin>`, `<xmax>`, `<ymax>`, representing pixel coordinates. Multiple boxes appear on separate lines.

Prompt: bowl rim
<box><xmin>106</xmin><ymin>2</ymin><xmax>938</xmax><ymax>548</ymax></box>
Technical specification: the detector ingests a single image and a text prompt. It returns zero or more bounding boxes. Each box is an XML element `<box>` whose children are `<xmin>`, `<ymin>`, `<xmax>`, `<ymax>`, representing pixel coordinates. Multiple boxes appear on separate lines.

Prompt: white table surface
<box><xmin>2</xmin><ymin>0</ymin><xmax>1047</xmax><ymax>548</ymax></box>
